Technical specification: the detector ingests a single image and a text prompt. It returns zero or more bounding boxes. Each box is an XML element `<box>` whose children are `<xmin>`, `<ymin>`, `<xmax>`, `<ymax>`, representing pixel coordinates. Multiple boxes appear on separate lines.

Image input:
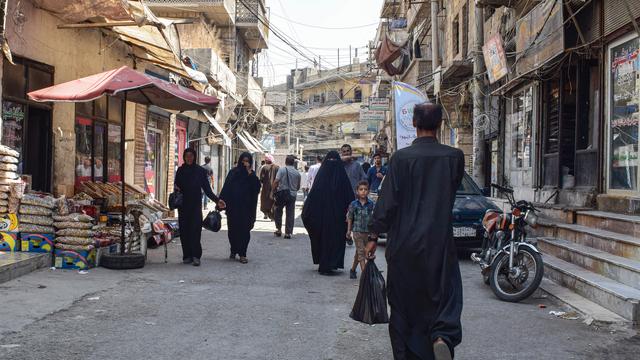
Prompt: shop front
<box><xmin>606</xmin><ymin>33</ymin><xmax>640</xmax><ymax>198</ymax></box>
<box><xmin>1</xmin><ymin>57</ymin><xmax>54</xmax><ymax>192</ymax></box>
<box><xmin>144</xmin><ymin>108</ymin><xmax>170</xmax><ymax>203</ymax></box>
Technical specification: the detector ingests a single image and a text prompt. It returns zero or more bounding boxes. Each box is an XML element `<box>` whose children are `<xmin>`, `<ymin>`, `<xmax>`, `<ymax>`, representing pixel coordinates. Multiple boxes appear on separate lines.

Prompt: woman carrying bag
<box><xmin>220</xmin><ymin>152</ymin><xmax>261</xmax><ymax>264</ymax></box>
<box><xmin>174</xmin><ymin>148</ymin><xmax>225</xmax><ymax>267</ymax></box>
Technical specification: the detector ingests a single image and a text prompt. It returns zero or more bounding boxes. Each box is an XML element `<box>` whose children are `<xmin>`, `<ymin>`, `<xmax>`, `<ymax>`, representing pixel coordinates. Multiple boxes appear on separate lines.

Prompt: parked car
<box><xmin>452</xmin><ymin>173</ymin><xmax>500</xmax><ymax>250</ymax></box>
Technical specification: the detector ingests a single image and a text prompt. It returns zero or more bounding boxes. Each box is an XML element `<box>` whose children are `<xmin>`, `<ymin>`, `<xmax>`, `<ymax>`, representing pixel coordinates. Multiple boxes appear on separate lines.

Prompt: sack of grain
<box><xmin>19</xmin><ymin>205</ymin><xmax>53</xmax><ymax>216</ymax></box>
<box><xmin>0</xmin><ymin>163</ymin><xmax>18</xmax><ymax>172</ymax></box>
<box><xmin>0</xmin><ymin>145</ymin><xmax>19</xmax><ymax>158</ymax></box>
<box><xmin>53</xmin><ymin>221</ymin><xmax>93</xmax><ymax>230</ymax></box>
<box><xmin>55</xmin><ymin>236</ymin><xmax>94</xmax><ymax>246</ymax></box>
<box><xmin>56</xmin><ymin>228</ymin><xmax>94</xmax><ymax>237</ymax></box>
<box><xmin>19</xmin><ymin>223</ymin><xmax>55</xmax><ymax>234</ymax></box>
<box><xmin>54</xmin><ymin>243</ymin><xmax>94</xmax><ymax>251</ymax></box>
<box><xmin>53</xmin><ymin>213</ymin><xmax>93</xmax><ymax>223</ymax></box>
<box><xmin>22</xmin><ymin>193</ymin><xmax>56</xmax><ymax>209</ymax></box>
<box><xmin>19</xmin><ymin>214</ymin><xmax>54</xmax><ymax>226</ymax></box>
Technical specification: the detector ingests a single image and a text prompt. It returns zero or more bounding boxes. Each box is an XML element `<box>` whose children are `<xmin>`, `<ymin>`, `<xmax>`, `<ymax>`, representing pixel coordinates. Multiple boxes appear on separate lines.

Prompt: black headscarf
<box><xmin>220</xmin><ymin>152</ymin><xmax>261</xmax><ymax>228</ymax></box>
<box><xmin>183</xmin><ymin>148</ymin><xmax>197</xmax><ymax>166</ymax></box>
<box><xmin>302</xmin><ymin>150</ymin><xmax>354</xmax><ymax>272</ymax></box>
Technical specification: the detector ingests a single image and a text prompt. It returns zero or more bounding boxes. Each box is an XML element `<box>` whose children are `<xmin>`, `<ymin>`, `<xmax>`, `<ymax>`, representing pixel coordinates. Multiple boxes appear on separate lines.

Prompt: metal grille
<box><xmin>604</xmin><ymin>0</ymin><xmax>640</xmax><ymax>37</ymax></box>
<box><xmin>236</xmin><ymin>0</ymin><xmax>262</xmax><ymax>23</ymax></box>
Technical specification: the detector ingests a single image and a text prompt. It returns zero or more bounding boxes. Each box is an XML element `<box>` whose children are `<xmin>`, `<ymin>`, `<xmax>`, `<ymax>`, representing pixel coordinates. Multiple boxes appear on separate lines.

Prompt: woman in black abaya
<box><xmin>302</xmin><ymin>151</ymin><xmax>354</xmax><ymax>275</ymax></box>
<box><xmin>174</xmin><ymin>148</ymin><xmax>225</xmax><ymax>266</ymax></box>
<box><xmin>220</xmin><ymin>152</ymin><xmax>261</xmax><ymax>264</ymax></box>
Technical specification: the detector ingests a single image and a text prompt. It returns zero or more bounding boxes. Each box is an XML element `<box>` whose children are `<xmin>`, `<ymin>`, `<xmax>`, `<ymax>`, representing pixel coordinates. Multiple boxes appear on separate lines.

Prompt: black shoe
<box><xmin>183</xmin><ymin>258</ymin><xmax>193</xmax><ymax>264</ymax></box>
<box><xmin>192</xmin><ymin>258</ymin><xmax>201</xmax><ymax>266</ymax></box>
<box><xmin>229</xmin><ymin>253</ymin><xmax>236</xmax><ymax>260</ymax></box>
<box><xmin>274</xmin><ymin>230</ymin><xmax>282</xmax><ymax>237</ymax></box>
<box><xmin>350</xmin><ymin>270</ymin><xmax>357</xmax><ymax>279</ymax></box>
<box><xmin>346</xmin><ymin>239</ymin><xmax>354</xmax><ymax>246</ymax></box>
<box><xmin>284</xmin><ymin>234</ymin><xmax>292</xmax><ymax>239</ymax></box>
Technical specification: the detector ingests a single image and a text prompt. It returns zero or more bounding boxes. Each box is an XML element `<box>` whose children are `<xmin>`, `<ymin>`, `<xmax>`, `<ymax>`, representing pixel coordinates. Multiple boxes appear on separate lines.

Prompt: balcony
<box><xmin>237</xmin><ymin>73</ymin><xmax>264</xmax><ymax>110</ymax></box>
<box><xmin>145</xmin><ymin>0</ymin><xmax>236</xmax><ymax>25</ymax></box>
<box><xmin>184</xmin><ymin>48</ymin><xmax>237</xmax><ymax>96</ymax></box>
<box><xmin>381</xmin><ymin>0</ymin><xmax>401</xmax><ymax>19</ymax></box>
<box><xmin>236</xmin><ymin>0</ymin><xmax>269</xmax><ymax>49</ymax></box>
<box><xmin>406</xmin><ymin>1</ymin><xmax>430</xmax><ymax>31</ymax></box>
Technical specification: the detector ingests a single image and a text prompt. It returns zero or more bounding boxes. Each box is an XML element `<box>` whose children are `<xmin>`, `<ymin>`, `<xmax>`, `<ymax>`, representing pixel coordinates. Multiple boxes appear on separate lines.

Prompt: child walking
<box><xmin>346</xmin><ymin>180</ymin><xmax>375</xmax><ymax>279</ymax></box>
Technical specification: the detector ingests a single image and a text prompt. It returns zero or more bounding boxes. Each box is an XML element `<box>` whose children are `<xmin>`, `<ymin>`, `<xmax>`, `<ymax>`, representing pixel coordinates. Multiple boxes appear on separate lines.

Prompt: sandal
<box><xmin>229</xmin><ymin>253</ymin><xmax>236</xmax><ymax>260</ymax></box>
<box><xmin>274</xmin><ymin>230</ymin><xmax>282</xmax><ymax>237</ymax></box>
<box><xmin>239</xmin><ymin>257</ymin><xmax>248</xmax><ymax>264</ymax></box>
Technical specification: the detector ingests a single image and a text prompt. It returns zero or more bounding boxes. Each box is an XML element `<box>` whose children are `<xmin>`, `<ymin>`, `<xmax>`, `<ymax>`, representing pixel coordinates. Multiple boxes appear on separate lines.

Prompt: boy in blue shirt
<box><xmin>346</xmin><ymin>180</ymin><xmax>375</xmax><ymax>279</ymax></box>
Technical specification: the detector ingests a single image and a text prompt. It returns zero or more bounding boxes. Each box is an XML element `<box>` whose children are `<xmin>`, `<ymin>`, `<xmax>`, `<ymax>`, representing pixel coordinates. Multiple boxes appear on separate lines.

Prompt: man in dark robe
<box><xmin>259</xmin><ymin>154</ymin><xmax>279</xmax><ymax>219</ymax></box>
<box><xmin>367</xmin><ymin>103</ymin><xmax>464</xmax><ymax>360</ymax></box>
<box><xmin>174</xmin><ymin>148</ymin><xmax>225</xmax><ymax>266</ymax></box>
<box><xmin>302</xmin><ymin>151</ymin><xmax>354</xmax><ymax>275</ymax></box>
<box><xmin>220</xmin><ymin>152</ymin><xmax>261</xmax><ymax>264</ymax></box>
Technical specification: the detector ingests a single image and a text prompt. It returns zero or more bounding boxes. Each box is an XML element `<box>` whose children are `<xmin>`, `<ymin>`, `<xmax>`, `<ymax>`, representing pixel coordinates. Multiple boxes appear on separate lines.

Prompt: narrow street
<box><xmin>1</xmin><ymin>202</ymin><xmax>639</xmax><ymax>360</ymax></box>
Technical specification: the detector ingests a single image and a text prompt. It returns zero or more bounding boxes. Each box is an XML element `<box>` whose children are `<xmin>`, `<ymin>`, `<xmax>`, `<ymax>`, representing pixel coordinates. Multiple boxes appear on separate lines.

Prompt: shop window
<box><xmin>544</xmin><ymin>80</ymin><xmax>560</xmax><ymax>154</ymax></box>
<box><xmin>27</xmin><ymin>66</ymin><xmax>53</xmax><ymax>93</ymax></box>
<box><xmin>461</xmin><ymin>4</ymin><xmax>468</xmax><ymax>58</ymax></box>
<box><xmin>511</xmin><ymin>87</ymin><xmax>534</xmax><ymax>168</ymax></box>
<box><xmin>608</xmin><ymin>35</ymin><xmax>639</xmax><ymax>191</ymax></box>
<box><xmin>339</xmin><ymin>89</ymin><xmax>344</xmax><ymax>99</ymax></box>
<box><xmin>74</xmin><ymin>97</ymin><xmax>124</xmax><ymax>187</ymax></box>
<box><xmin>1</xmin><ymin>102</ymin><xmax>25</xmax><ymax>166</ymax></box>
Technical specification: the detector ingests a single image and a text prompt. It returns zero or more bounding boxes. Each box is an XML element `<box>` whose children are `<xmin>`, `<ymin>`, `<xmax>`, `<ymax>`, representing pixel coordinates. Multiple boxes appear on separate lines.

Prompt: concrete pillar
<box><xmin>472</xmin><ymin>4</ymin><xmax>486</xmax><ymax>187</ymax></box>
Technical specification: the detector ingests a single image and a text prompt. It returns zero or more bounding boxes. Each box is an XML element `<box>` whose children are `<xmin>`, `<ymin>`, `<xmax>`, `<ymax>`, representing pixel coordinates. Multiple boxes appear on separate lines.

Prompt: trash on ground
<box><xmin>550</xmin><ymin>311</ymin><xmax>579</xmax><ymax>320</ymax></box>
<box><xmin>0</xmin><ymin>344</ymin><xmax>21</xmax><ymax>349</ymax></box>
<box><xmin>538</xmin><ymin>304</ymin><xmax>547</xmax><ymax>309</ymax></box>
<box><xmin>78</xmin><ymin>270</ymin><xmax>89</xmax><ymax>275</ymax></box>
<box><xmin>178</xmin><ymin>280</ymin><xmax>185</xmax><ymax>283</ymax></box>
<box><xmin>37</xmin><ymin>285</ymin><xmax>46</xmax><ymax>289</ymax></box>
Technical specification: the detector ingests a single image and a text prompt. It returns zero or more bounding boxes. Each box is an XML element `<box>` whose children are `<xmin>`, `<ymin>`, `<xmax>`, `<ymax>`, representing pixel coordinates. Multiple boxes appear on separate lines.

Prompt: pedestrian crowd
<box><xmin>171</xmin><ymin>103</ymin><xmax>463</xmax><ymax>360</ymax></box>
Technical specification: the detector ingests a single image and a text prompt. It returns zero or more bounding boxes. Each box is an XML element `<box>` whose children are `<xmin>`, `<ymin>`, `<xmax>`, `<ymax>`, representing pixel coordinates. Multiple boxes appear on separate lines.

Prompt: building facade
<box><xmin>0</xmin><ymin>0</ymin><xmax>272</xmax><ymax>202</ymax></box>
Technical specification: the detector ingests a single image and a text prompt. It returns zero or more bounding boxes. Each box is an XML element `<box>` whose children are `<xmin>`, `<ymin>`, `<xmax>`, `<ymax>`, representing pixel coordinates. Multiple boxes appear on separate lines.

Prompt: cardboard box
<box><xmin>20</xmin><ymin>233</ymin><xmax>55</xmax><ymax>253</ymax></box>
<box><xmin>0</xmin><ymin>214</ymin><xmax>19</xmax><ymax>232</ymax></box>
<box><xmin>54</xmin><ymin>249</ymin><xmax>96</xmax><ymax>270</ymax></box>
<box><xmin>0</xmin><ymin>232</ymin><xmax>20</xmax><ymax>252</ymax></box>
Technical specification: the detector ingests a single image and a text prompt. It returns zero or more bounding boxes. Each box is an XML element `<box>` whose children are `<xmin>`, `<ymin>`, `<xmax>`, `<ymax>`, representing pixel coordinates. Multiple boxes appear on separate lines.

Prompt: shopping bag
<box><xmin>202</xmin><ymin>210</ymin><xmax>222</xmax><ymax>232</ymax></box>
<box><xmin>168</xmin><ymin>191</ymin><xmax>183</xmax><ymax>210</ymax></box>
<box><xmin>349</xmin><ymin>260</ymin><xmax>389</xmax><ymax>324</ymax></box>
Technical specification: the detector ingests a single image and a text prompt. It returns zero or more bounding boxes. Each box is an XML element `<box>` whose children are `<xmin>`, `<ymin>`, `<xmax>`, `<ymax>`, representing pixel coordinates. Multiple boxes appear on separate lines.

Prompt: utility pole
<box><xmin>287</xmin><ymin>89</ymin><xmax>292</xmax><ymax>150</ymax></box>
<box><xmin>338</xmin><ymin>48</ymin><xmax>340</xmax><ymax>71</ymax></box>
<box><xmin>472</xmin><ymin>4</ymin><xmax>486</xmax><ymax>187</ymax></box>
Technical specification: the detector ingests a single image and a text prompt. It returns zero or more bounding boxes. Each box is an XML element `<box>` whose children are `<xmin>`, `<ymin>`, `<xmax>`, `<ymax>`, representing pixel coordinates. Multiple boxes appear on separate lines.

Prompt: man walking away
<box><xmin>367</xmin><ymin>153</ymin><xmax>387</xmax><ymax>194</ymax></box>
<box><xmin>307</xmin><ymin>156</ymin><xmax>322</xmax><ymax>190</ymax></box>
<box><xmin>340</xmin><ymin>144</ymin><xmax>366</xmax><ymax>195</ymax></box>
<box><xmin>273</xmin><ymin>155</ymin><xmax>301</xmax><ymax>239</ymax></box>
<box><xmin>367</xmin><ymin>103</ymin><xmax>464</xmax><ymax>360</ymax></box>
<box><xmin>259</xmin><ymin>154</ymin><xmax>279</xmax><ymax>220</ymax></box>
<box><xmin>202</xmin><ymin>156</ymin><xmax>215</xmax><ymax>209</ymax></box>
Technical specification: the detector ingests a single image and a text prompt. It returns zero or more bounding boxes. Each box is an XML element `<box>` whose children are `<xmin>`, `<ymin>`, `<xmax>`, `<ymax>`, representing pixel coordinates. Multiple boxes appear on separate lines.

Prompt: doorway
<box><xmin>145</xmin><ymin>128</ymin><xmax>164</xmax><ymax>201</ymax></box>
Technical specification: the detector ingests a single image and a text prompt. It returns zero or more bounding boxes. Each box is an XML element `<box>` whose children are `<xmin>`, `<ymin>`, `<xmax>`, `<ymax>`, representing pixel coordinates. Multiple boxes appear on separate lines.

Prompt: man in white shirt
<box><xmin>306</xmin><ymin>155</ymin><xmax>322</xmax><ymax>190</ymax></box>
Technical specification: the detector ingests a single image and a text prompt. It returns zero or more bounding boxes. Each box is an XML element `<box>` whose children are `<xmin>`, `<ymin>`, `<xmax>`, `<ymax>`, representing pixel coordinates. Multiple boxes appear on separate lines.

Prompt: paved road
<box><xmin>1</xmin><ymin>202</ymin><xmax>639</xmax><ymax>359</ymax></box>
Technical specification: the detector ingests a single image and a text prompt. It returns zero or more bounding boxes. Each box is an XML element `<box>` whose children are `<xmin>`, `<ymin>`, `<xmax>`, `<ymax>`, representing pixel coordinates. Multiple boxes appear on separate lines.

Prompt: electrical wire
<box><xmin>270</xmin><ymin>12</ymin><xmax>379</xmax><ymax>30</ymax></box>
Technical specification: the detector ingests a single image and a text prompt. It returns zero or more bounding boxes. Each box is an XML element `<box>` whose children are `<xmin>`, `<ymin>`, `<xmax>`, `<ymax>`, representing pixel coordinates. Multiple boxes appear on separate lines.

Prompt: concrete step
<box><xmin>543</xmin><ymin>255</ymin><xmax>640</xmax><ymax>322</ymax></box>
<box><xmin>539</xmin><ymin>238</ymin><xmax>640</xmax><ymax>289</ymax></box>
<box><xmin>539</xmin><ymin>222</ymin><xmax>640</xmax><ymax>261</ymax></box>
<box><xmin>539</xmin><ymin>278</ymin><xmax>629</xmax><ymax>326</ymax></box>
<box><xmin>0</xmin><ymin>252</ymin><xmax>51</xmax><ymax>284</ymax></box>
<box><xmin>576</xmin><ymin>210</ymin><xmax>640</xmax><ymax>238</ymax></box>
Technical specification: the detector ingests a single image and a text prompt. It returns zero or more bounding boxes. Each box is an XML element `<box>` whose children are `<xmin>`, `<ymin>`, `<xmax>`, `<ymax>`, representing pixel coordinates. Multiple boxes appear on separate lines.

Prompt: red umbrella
<box><xmin>28</xmin><ymin>66</ymin><xmax>218</xmax><ymax>110</ymax></box>
<box><xmin>28</xmin><ymin>66</ymin><xmax>219</xmax><ymax>258</ymax></box>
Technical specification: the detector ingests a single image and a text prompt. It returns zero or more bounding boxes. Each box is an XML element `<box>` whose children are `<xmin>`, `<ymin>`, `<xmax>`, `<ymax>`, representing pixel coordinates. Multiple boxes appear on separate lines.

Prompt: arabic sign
<box><xmin>393</xmin><ymin>81</ymin><xmax>428</xmax><ymax>150</ymax></box>
<box><xmin>359</xmin><ymin>109</ymin><xmax>386</xmax><ymax>122</ymax></box>
<box><xmin>515</xmin><ymin>0</ymin><xmax>564</xmax><ymax>75</ymax></box>
<box><xmin>483</xmin><ymin>34</ymin><xmax>508</xmax><ymax>83</ymax></box>
<box><xmin>265</xmin><ymin>91</ymin><xmax>288</xmax><ymax>106</ymax></box>
<box><xmin>368</xmin><ymin>97</ymin><xmax>390</xmax><ymax>111</ymax></box>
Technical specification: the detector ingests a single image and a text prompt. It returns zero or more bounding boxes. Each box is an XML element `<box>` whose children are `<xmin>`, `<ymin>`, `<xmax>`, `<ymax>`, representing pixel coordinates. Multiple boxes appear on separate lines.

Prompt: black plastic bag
<box><xmin>202</xmin><ymin>210</ymin><xmax>222</xmax><ymax>232</ymax></box>
<box><xmin>350</xmin><ymin>260</ymin><xmax>389</xmax><ymax>324</ymax></box>
<box><xmin>168</xmin><ymin>191</ymin><xmax>183</xmax><ymax>210</ymax></box>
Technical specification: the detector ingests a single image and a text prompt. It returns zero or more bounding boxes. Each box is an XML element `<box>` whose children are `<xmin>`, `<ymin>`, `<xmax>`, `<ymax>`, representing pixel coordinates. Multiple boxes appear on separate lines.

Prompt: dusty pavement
<box><xmin>1</xmin><ymin>201</ymin><xmax>639</xmax><ymax>360</ymax></box>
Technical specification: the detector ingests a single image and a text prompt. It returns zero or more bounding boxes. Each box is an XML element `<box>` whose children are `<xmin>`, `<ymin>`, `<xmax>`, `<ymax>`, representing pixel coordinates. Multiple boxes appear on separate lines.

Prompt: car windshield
<box><xmin>457</xmin><ymin>173</ymin><xmax>481</xmax><ymax>195</ymax></box>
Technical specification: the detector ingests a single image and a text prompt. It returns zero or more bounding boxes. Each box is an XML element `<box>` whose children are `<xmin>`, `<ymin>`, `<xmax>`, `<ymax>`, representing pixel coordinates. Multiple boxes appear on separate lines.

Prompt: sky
<box><xmin>258</xmin><ymin>0</ymin><xmax>384</xmax><ymax>87</ymax></box>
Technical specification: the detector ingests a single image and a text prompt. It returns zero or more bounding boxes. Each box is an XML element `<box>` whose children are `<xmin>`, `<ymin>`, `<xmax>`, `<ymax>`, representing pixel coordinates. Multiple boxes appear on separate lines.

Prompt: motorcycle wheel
<box><xmin>489</xmin><ymin>247</ymin><xmax>544</xmax><ymax>302</ymax></box>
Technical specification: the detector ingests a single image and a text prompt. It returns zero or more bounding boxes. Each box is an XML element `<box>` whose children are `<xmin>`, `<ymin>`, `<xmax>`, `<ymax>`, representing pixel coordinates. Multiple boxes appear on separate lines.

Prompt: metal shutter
<box><xmin>604</xmin><ymin>0</ymin><xmax>640</xmax><ymax>37</ymax></box>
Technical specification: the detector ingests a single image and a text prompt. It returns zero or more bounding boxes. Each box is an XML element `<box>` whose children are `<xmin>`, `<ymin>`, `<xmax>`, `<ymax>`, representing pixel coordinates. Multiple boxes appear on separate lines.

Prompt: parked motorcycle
<box><xmin>471</xmin><ymin>183</ymin><xmax>544</xmax><ymax>302</ymax></box>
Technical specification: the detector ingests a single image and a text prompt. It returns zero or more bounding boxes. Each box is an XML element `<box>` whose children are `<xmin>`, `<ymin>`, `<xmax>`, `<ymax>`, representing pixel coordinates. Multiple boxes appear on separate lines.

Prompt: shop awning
<box><xmin>27</xmin><ymin>66</ymin><xmax>218</xmax><ymax>111</ymax></box>
<box><xmin>237</xmin><ymin>132</ymin><xmax>261</xmax><ymax>153</ymax></box>
<box><xmin>241</xmin><ymin>130</ymin><xmax>268</xmax><ymax>153</ymax></box>
<box><xmin>202</xmin><ymin>110</ymin><xmax>232</xmax><ymax>147</ymax></box>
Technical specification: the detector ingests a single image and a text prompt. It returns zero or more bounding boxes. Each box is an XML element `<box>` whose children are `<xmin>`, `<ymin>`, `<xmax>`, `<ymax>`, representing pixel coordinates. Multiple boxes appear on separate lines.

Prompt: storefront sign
<box><xmin>266</xmin><ymin>92</ymin><xmax>288</xmax><ymax>106</ymax></box>
<box><xmin>368</xmin><ymin>97</ymin><xmax>390</xmax><ymax>111</ymax></box>
<box><xmin>515</xmin><ymin>0</ymin><xmax>564</xmax><ymax>75</ymax></box>
<box><xmin>483</xmin><ymin>34</ymin><xmax>508</xmax><ymax>84</ymax></box>
<box><xmin>359</xmin><ymin>108</ymin><xmax>386</xmax><ymax>122</ymax></box>
<box><xmin>393</xmin><ymin>81</ymin><xmax>428</xmax><ymax>150</ymax></box>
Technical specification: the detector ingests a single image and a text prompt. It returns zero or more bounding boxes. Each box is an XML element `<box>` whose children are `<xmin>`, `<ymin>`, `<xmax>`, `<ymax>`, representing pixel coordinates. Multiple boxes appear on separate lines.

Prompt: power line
<box><xmin>270</xmin><ymin>12</ymin><xmax>379</xmax><ymax>30</ymax></box>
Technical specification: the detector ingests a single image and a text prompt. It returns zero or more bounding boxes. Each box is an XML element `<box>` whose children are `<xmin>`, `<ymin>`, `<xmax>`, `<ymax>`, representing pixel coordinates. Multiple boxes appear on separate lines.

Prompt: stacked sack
<box><xmin>19</xmin><ymin>193</ymin><xmax>55</xmax><ymax>234</ymax></box>
<box><xmin>0</xmin><ymin>145</ymin><xmax>21</xmax><ymax>215</ymax></box>
<box><xmin>93</xmin><ymin>223</ymin><xmax>124</xmax><ymax>249</ymax></box>
<box><xmin>53</xmin><ymin>213</ymin><xmax>95</xmax><ymax>252</ymax></box>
